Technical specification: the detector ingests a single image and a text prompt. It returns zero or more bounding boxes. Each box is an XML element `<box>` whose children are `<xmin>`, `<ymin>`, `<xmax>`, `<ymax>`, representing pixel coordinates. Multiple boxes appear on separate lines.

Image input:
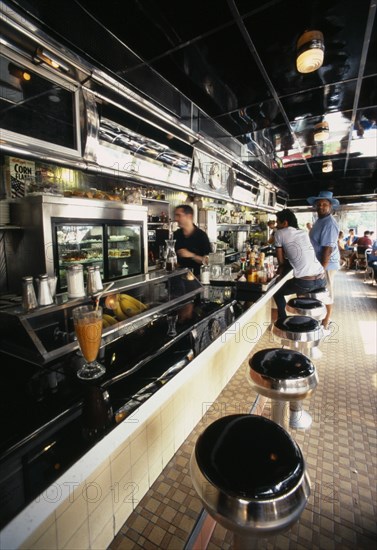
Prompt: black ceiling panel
<box><xmin>8</xmin><ymin>0</ymin><xmax>377</xmax><ymax>206</ymax></box>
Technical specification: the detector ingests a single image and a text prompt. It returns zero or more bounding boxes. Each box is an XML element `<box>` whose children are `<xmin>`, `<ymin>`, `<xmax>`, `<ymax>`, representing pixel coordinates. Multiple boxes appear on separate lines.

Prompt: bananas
<box><xmin>102</xmin><ymin>313</ymin><xmax>118</xmax><ymax>328</ymax></box>
<box><xmin>104</xmin><ymin>293</ymin><xmax>147</xmax><ymax>321</ymax></box>
<box><xmin>118</xmin><ymin>293</ymin><xmax>147</xmax><ymax>317</ymax></box>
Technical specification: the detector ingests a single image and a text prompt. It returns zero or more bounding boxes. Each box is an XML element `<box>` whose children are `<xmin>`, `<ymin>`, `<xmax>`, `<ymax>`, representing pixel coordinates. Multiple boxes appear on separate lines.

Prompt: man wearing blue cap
<box><xmin>307</xmin><ymin>191</ymin><xmax>340</xmax><ymax>331</ymax></box>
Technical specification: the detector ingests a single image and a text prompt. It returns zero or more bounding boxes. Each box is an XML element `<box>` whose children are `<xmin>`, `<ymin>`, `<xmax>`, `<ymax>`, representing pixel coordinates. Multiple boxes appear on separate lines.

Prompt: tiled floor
<box><xmin>108</xmin><ymin>269</ymin><xmax>377</xmax><ymax>549</ymax></box>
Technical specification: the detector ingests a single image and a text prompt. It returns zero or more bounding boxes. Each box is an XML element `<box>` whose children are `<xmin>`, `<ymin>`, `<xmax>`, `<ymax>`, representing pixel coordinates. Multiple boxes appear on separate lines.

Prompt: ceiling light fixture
<box><xmin>34</xmin><ymin>47</ymin><xmax>69</xmax><ymax>73</ymax></box>
<box><xmin>322</xmin><ymin>160</ymin><xmax>333</xmax><ymax>173</ymax></box>
<box><xmin>296</xmin><ymin>30</ymin><xmax>324</xmax><ymax>74</ymax></box>
<box><xmin>314</xmin><ymin>120</ymin><xmax>329</xmax><ymax>142</ymax></box>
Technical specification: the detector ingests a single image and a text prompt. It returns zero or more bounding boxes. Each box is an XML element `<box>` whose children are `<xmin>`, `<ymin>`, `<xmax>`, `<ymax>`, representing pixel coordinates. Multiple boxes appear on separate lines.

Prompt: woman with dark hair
<box><xmin>273</xmin><ymin>209</ymin><xmax>326</xmax><ymax>320</ymax></box>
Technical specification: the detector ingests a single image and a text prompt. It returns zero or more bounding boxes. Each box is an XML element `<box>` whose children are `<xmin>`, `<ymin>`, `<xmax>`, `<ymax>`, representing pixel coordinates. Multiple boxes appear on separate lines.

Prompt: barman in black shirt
<box><xmin>174</xmin><ymin>204</ymin><xmax>212</xmax><ymax>276</ymax></box>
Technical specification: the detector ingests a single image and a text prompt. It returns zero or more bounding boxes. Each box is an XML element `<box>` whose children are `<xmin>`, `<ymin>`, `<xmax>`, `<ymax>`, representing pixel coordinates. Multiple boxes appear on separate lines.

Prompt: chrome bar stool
<box><xmin>248</xmin><ymin>348</ymin><xmax>318</xmax><ymax>431</ymax></box>
<box><xmin>272</xmin><ymin>316</ymin><xmax>324</xmax><ymax>429</ymax></box>
<box><xmin>190</xmin><ymin>414</ymin><xmax>310</xmax><ymax>548</ymax></box>
<box><xmin>287</xmin><ymin>290</ymin><xmax>329</xmax><ymax>358</ymax></box>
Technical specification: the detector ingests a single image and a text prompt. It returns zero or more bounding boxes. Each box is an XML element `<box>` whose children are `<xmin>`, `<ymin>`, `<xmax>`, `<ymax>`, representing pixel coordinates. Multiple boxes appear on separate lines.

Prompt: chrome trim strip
<box><xmin>82</xmin><ymin>90</ymin><xmax>100</xmax><ymax>162</ymax></box>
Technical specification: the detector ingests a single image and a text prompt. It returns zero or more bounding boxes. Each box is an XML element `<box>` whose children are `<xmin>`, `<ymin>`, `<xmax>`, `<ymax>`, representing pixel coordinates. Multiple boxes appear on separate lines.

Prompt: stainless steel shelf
<box><xmin>217</xmin><ymin>224</ymin><xmax>250</xmax><ymax>231</ymax></box>
<box><xmin>0</xmin><ymin>226</ymin><xmax>23</xmax><ymax>230</ymax></box>
<box><xmin>142</xmin><ymin>198</ymin><xmax>169</xmax><ymax>204</ymax></box>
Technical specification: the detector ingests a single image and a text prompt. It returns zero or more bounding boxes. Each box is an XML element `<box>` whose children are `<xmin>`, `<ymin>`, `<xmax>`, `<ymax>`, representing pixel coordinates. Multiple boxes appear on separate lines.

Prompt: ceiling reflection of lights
<box><xmin>34</xmin><ymin>47</ymin><xmax>69</xmax><ymax>73</ymax></box>
<box><xmin>322</xmin><ymin>160</ymin><xmax>333</xmax><ymax>173</ymax></box>
<box><xmin>8</xmin><ymin>63</ymin><xmax>31</xmax><ymax>81</ymax></box>
<box><xmin>314</xmin><ymin>120</ymin><xmax>329</xmax><ymax>142</ymax></box>
<box><xmin>296</xmin><ymin>30</ymin><xmax>324</xmax><ymax>74</ymax></box>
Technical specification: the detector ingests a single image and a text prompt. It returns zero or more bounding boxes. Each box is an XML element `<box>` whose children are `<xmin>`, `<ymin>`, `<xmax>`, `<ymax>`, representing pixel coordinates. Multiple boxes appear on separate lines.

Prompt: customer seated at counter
<box><xmin>356</xmin><ymin>230</ymin><xmax>373</xmax><ymax>255</ymax></box>
<box><xmin>345</xmin><ymin>228</ymin><xmax>358</xmax><ymax>250</ymax></box>
<box><xmin>273</xmin><ymin>209</ymin><xmax>327</xmax><ymax>320</ymax></box>
<box><xmin>342</xmin><ymin>228</ymin><xmax>358</xmax><ymax>269</ymax></box>
<box><xmin>367</xmin><ymin>240</ymin><xmax>377</xmax><ymax>283</ymax></box>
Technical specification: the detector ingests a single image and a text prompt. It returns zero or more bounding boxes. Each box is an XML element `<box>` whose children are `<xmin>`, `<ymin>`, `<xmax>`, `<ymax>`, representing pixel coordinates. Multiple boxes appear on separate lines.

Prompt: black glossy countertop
<box><xmin>0</xmin><ymin>288</ymin><xmax>252</xmax><ymax>528</ymax></box>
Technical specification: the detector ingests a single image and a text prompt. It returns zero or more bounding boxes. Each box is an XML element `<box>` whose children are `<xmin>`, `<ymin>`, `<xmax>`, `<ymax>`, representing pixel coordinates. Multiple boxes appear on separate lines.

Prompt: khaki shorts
<box><xmin>324</xmin><ymin>269</ymin><xmax>337</xmax><ymax>304</ymax></box>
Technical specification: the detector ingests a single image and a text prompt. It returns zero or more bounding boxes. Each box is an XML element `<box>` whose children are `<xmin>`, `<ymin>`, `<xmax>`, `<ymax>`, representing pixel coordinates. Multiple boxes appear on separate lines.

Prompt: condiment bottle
<box><xmin>122</xmin><ymin>261</ymin><xmax>129</xmax><ymax>276</ymax></box>
<box><xmin>38</xmin><ymin>274</ymin><xmax>54</xmax><ymax>306</ymax></box>
<box><xmin>67</xmin><ymin>264</ymin><xmax>85</xmax><ymax>298</ymax></box>
<box><xmin>22</xmin><ymin>276</ymin><xmax>38</xmax><ymax>311</ymax></box>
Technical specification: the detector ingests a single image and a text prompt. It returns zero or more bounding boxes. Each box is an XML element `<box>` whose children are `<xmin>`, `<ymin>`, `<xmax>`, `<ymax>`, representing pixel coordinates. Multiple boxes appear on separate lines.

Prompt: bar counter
<box><xmin>0</xmin><ymin>271</ymin><xmax>291</xmax><ymax>550</ymax></box>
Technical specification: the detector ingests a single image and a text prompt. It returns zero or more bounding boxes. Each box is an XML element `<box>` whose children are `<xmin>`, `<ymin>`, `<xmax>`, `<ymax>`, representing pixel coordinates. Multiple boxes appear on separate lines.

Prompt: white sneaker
<box><xmin>289</xmin><ymin>410</ymin><xmax>313</xmax><ymax>429</ymax></box>
<box><xmin>310</xmin><ymin>346</ymin><xmax>323</xmax><ymax>359</ymax></box>
<box><xmin>322</xmin><ymin>321</ymin><xmax>334</xmax><ymax>337</ymax></box>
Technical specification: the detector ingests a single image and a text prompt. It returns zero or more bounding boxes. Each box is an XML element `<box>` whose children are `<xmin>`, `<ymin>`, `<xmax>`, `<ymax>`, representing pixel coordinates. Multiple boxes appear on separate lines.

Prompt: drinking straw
<box><xmin>94</xmin><ymin>281</ymin><xmax>114</xmax><ymax>310</ymax></box>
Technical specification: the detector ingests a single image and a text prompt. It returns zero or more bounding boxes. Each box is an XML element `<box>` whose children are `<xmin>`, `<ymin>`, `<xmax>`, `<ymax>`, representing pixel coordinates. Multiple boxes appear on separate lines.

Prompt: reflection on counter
<box><xmin>0</xmin><ymin>269</ymin><xmax>203</xmax><ymax>365</ymax></box>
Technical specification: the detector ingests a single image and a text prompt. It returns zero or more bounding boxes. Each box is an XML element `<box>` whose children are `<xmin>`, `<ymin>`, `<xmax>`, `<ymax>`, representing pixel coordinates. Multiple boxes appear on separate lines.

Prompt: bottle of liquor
<box><xmin>245</xmin><ymin>244</ymin><xmax>251</xmax><ymax>265</ymax></box>
<box><xmin>247</xmin><ymin>264</ymin><xmax>258</xmax><ymax>283</ymax></box>
<box><xmin>240</xmin><ymin>256</ymin><xmax>246</xmax><ymax>272</ymax></box>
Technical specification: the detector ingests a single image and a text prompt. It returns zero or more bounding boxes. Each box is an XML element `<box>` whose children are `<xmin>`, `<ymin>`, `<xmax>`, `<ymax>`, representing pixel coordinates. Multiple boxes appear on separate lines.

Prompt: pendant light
<box><xmin>314</xmin><ymin>120</ymin><xmax>329</xmax><ymax>142</ymax></box>
<box><xmin>322</xmin><ymin>160</ymin><xmax>333</xmax><ymax>173</ymax></box>
<box><xmin>296</xmin><ymin>30</ymin><xmax>324</xmax><ymax>74</ymax></box>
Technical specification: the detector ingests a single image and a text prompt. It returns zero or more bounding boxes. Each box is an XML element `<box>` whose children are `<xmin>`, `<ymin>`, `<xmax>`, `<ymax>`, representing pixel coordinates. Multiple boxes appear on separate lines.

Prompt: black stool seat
<box><xmin>249</xmin><ymin>348</ymin><xmax>317</xmax><ymax>400</ymax></box>
<box><xmin>275</xmin><ymin>315</ymin><xmax>319</xmax><ymax>332</ymax></box>
<box><xmin>287</xmin><ymin>297</ymin><xmax>323</xmax><ymax>310</ymax></box>
<box><xmin>273</xmin><ymin>315</ymin><xmax>323</xmax><ymax>344</ymax></box>
<box><xmin>286</xmin><ymin>297</ymin><xmax>326</xmax><ymax>319</ymax></box>
<box><xmin>190</xmin><ymin>414</ymin><xmax>310</xmax><ymax>535</ymax></box>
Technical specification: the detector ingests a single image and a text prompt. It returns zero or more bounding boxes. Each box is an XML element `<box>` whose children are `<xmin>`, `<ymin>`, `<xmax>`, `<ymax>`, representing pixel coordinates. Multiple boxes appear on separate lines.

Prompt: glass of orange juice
<box><xmin>73</xmin><ymin>305</ymin><xmax>105</xmax><ymax>380</ymax></box>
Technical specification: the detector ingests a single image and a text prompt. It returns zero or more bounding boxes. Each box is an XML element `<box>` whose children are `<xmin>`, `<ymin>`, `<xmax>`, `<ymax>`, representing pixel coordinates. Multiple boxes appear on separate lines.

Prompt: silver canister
<box><xmin>67</xmin><ymin>264</ymin><xmax>85</xmax><ymax>298</ymax></box>
<box><xmin>86</xmin><ymin>266</ymin><xmax>97</xmax><ymax>295</ymax></box>
<box><xmin>22</xmin><ymin>276</ymin><xmax>38</xmax><ymax>311</ymax></box>
<box><xmin>94</xmin><ymin>265</ymin><xmax>103</xmax><ymax>292</ymax></box>
<box><xmin>38</xmin><ymin>274</ymin><xmax>54</xmax><ymax>306</ymax></box>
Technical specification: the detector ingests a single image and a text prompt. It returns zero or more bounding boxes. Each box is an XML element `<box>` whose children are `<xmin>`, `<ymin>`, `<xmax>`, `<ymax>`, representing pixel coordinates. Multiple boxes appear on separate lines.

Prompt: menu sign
<box><xmin>8</xmin><ymin>157</ymin><xmax>36</xmax><ymax>198</ymax></box>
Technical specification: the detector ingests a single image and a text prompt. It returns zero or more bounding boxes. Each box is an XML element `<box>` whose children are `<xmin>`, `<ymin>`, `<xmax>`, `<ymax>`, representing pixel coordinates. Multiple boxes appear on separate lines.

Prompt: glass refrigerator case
<box><xmin>53</xmin><ymin>220</ymin><xmax>144</xmax><ymax>291</ymax></box>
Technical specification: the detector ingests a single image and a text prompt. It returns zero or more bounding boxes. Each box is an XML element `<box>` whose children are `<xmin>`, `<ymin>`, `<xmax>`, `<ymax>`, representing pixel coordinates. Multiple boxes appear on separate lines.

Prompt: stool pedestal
<box><xmin>190</xmin><ymin>414</ymin><xmax>310</xmax><ymax>543</ymax></box>
<box><xmin>271</xmin><ymin>317</ymin><xmax>322</xmax><ymax>428</ymax></box>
